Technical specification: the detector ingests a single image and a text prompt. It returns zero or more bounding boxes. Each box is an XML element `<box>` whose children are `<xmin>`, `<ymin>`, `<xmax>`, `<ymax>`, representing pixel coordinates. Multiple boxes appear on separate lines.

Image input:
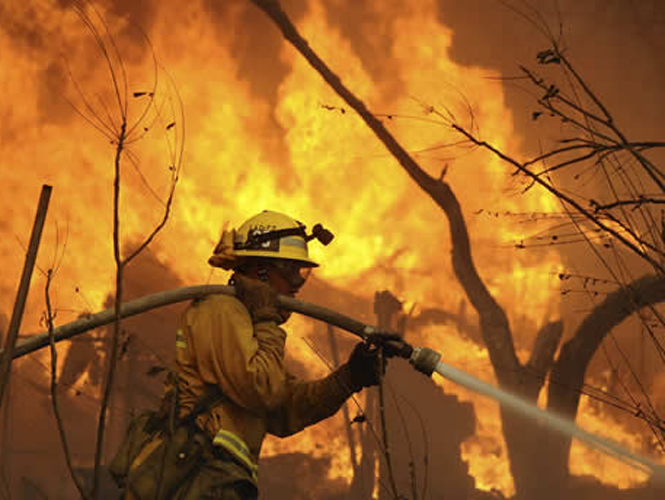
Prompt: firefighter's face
<box><xmin>242</xmin><ymin>259</ymin><xmax>309</xmax><ymax>297</ymax></box>
<box><xmin>267</xmin><ymin>260</ymin><xmax>310</xmax><ymax>296</ymax></box>
<box><xmin>266</xmin><ymin>266</ymin><xmax>294</xmax><ymax>296</ymax></box>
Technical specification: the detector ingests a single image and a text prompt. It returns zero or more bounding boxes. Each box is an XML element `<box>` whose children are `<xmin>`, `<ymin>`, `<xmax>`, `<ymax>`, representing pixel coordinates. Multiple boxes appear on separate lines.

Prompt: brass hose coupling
<box><xmin>409</xmin><ymin>347</ymin><xmax>442</xmax><ymax>377</ymax></box>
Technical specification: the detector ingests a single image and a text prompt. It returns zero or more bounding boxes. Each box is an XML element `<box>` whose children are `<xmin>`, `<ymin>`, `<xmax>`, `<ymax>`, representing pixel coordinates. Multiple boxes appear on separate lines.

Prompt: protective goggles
<box><xmin>270</xmin><ymin>260</ymin><xmax>312</xmax><ymax>289</ymax></box>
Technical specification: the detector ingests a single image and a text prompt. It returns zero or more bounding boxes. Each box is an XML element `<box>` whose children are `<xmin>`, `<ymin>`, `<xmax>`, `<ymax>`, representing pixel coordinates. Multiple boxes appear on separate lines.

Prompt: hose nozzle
<box><xmin>410</xmin><ymin>347</ymin><xmax>441</xmax><ymax>377</ymax></box>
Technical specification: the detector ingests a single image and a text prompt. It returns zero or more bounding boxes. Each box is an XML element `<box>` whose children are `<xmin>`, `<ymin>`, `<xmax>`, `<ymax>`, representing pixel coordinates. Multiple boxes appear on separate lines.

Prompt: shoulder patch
<box><xmin>176</xmin><ymin>328</ymin><xmax>187</xmax><ymax>348</ymax></box>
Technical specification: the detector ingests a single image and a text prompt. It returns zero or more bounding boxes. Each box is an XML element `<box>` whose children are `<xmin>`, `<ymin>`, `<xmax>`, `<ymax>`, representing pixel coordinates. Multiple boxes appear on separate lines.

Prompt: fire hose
<box><xmin>6</xmin><ymin>284</ymin><xmax>665</xmax><ymax>483</ymax></box>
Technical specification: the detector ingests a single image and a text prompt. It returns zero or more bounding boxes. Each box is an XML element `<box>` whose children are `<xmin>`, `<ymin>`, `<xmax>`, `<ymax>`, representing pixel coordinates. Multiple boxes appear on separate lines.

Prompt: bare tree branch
<box><xmin>62</xmin><ymin>6</ymin><xmax>184</xmax><ymax>497</ymax></box>
<box><xmin>92</xmin><ymin>120</ymin><xmax>127</xmax><ymax>498</ymax></box>
<box><xmin>245</xmin><ymin>1</ymin><xmax>665</xmax><ymax>496</ymax></box>
<box><xmin>450</xmin><ymin>124</ymin><xmax>665</xmax><ymax>272</ymax></box>
<box><xmin>247</xmin><ymin>0</ymin><xmax>522</xmax><ymax>387</ymax></box>
<box><xmin>375</xmin><ymin>291</ymin><xmax>405</xmax><ymax>499</ymax></box>
<box><xmin>548</xmin><ymin>273</ymin><xmax>665</xmax><ymax>469</ymax></box>
<box><xmin>526</xmin><ymin>320</ymin><xmax>564</xmax><ymax>387</ymax></box>
<box><xmin>45</xmin><ymin>269</ymin><xmax>90</xmax><ymax>499</ymax></box>
<box><xmin>326</xmin><ymin>324</ymin><xmax>359</xmax><ymax>480</ymax></box>
<box><xmin>592</xmin><ymin>196</ymin><xmax>665</xmax><ymax>212</ymax></box>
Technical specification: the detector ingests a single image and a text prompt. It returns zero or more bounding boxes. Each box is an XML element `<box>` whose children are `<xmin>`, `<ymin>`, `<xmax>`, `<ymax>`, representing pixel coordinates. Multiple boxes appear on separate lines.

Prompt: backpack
<box><xmin>108</xmin><ymin>384</ymin><xmax>227</xmax><ymax>500</ymax></box>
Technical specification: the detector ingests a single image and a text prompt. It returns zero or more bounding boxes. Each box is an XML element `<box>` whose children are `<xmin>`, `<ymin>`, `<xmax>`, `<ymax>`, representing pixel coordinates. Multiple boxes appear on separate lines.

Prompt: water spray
<box><xmin>6</xmin><ymin>284</ymin><xmax>665</xmax><ymax>484</ymax></box>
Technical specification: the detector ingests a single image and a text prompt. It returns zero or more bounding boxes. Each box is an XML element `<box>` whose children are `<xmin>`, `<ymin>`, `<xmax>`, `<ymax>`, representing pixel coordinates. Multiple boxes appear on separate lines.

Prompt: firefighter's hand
<box><xmin>347</xmin><ymin>342</ymin><xmax>385</xmax><ymax>392</ymax></box>
<box><xmin>233</xmin><ymin>274</ymin><xmax>288</xmax><ymax>325</ymax></box>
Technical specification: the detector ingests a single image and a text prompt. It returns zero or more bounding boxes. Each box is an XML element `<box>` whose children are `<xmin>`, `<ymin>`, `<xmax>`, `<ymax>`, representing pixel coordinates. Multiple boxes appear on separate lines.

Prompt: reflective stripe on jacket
<box><xmin>175</xmin><ymin>294</ymin><xmax>357</xmax><ymax>465</ymax></box>
<box><xmin>213</xmin><ymin>429</ymin><xmax>258</xmax><ymax>482</ymax></box>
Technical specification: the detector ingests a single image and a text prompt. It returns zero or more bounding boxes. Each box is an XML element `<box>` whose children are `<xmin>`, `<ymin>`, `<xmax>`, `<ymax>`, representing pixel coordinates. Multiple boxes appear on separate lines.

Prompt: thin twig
<box><xmin>326</xmin><ymin>325</ymin><xmax>359</xmax><ymax>478</ymax></box>
<box><xmin>62</xmin><ymin>5</ymin><xmax>184</xmax><ymax>495</ymax></box>
<box><xmin>520</xmin><ymin>65</ymin><xmax>614</xmax><ymax>133</ymax></box>
<box><xmin>299</xmin><ymin>336</ymin><xmax>393</xmax><ymax>498</ymax></box>
<box><xmin>387</xmin><ymin>386</ymin><xmax>419</xmax><ymax>500</ymax></box>
<box><xmin>593</xmin><ymin>196</ymin><xmax>665</xmax><ymax>211</ymax></box>
<box><xmin>45</xmin><ymin>269</ymin><xmax>90</xmax><ymax>499</ymax></box>
<box><xmin>92</xmin><ymin>119</ymin><xmax>127</xmax><ymax>499</ymax></box>
<box><xmin>377</xmin><ymin>350</ymin><xmax>400</xmax><ymax>499</ymax></box>
<box><xmin>451</xmin><ymin>123</ymin><xmax>665</xmax><ymax>273</ymax></box>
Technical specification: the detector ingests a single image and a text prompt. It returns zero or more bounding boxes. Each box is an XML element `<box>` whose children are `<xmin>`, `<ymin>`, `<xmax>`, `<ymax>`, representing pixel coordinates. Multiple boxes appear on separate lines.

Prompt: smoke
<box><xmin>436</xmin><ymin>0</ymin><xmax>665</xmax><ymax>145</ymax></box>
<box><xmin>434</xmin><ymin>0</ymin><xmax>665</xmax><ymax>393</ymax></box>
<box><xmin>202</xmin><ymin>0</ymin><xmax>308</xmax><ymax>107</ymax></box>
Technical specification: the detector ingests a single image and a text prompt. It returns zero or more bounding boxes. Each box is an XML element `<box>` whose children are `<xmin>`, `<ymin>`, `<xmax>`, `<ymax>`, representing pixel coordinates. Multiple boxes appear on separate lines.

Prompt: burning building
<box><xmin>1</xmin><ymin>0</ymin><xmax>664</xmax><ymax>498</ymax></box>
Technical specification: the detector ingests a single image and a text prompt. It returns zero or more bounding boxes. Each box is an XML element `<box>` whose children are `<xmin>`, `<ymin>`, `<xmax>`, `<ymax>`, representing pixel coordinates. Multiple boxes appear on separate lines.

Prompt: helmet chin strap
<box><xmin>257</xmin><ymin>265</ymin><xmax>270</xmax><ymax>283</ymax></box>
<box><xmin>227</xmin><ymin>262</ymin><xmax>270</xmax><ymax>285</ymax></box>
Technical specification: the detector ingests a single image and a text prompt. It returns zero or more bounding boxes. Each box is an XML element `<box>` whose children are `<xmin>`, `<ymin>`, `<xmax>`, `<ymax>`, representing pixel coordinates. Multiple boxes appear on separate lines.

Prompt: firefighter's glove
<box><xmin>347</xmin><ymin>342</ymin><xmax>385</xmax><ymax>393</ymax></box>
<box><xmin>233</xmin><ymin>274</ymin><xmax>288</xmax><ymax>325</ymax></box>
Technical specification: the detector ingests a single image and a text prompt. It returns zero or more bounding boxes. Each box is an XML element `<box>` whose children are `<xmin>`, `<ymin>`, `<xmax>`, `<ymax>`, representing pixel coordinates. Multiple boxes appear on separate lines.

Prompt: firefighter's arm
<box><xmin>267</xmin><ymin>343</ymin><xmax>383</xmax><ymax>437</ymax></box>
<box><xmin>185</xmin><ymin>294</ymin><xmax>289</xmax><ymax>413</ymax></box>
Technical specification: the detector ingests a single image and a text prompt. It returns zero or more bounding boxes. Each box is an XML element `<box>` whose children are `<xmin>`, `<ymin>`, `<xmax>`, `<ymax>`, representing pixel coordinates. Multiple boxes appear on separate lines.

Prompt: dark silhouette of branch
<box><xmin>326</xmin><ymin>325</ymin><xmax>359</xmax><ymax>481</ymax></box>
<box><xmin>377</xmin><ymin>369</ymin><xmax>400</xmax><ymax>499</ymax></box>
<box><xmin>244</xmin><ymin>1</ymin><xmax>665</xmax><ymax>496</ymax></box>
<box><xmin>92</xmin><ymin>119</ymin><xmax>127</xmax><ymax>498</ymax></box>
<box><xmin>61</xmin><ymin>5</ymin><xmax>183</xmax><ymax>497</ymax></box>
<box><xmin>522</xmin><ymin>142</ymin><xmax>608</xmax><ymax>169</ymax></box>
<box><xmin>299</xmin><ymin>335</ymin><xmax>393</xmax><ymax>498</ymax></box>
<box><xmin>592</xmin><ymin>196</ymin><xmax>665</xmax><ymax>211</ymax></box>
<box><xmin>450</xmin><ymin>124</ymin><xmax>665</xmax><ymax>273</ymax></box>
<box><xmin>524</xmin><ymin>52</ymin><xmax>665</xmax><ymax>194</ymax></box>
<box><xmin>45</xmin><ymin>269</ymin><xmax>90</xmax><ymax>499</ymax></box>
<box><xmin>519</xmin><ymin>65</ymin><xmax>616</xmax><ymax>137</ymax></box>
<box><xmin>526</xmin><ymin>321</ymin><xmax>564</xmax><ymax>390</ymax></box>
<box><xmin>533</xmin><ymin>148</ymin><xmax>606</xmax><ymax>177</ymax></box>
<box><xmin>374</xmin><ymin>291</ymin><xmax>404</xmax><ymax>499</ymax></box>
<box><xmin>548</xmin><ymin>273</ymin><xmax>665</xmax><ymax>468</ymax></box>
<box><xmin>388</xmin><ymin>388</ymin><xmax>421</xmax><ymax>500</ymax></box>
<box><xmin>247</xmin><ymin>0</ymin><xmax>522</xmax><ymax>387</ymax></box>
<box><xmin>436</xmin><ymin>33</ymin><xmax>665</xmax><ymax>278</ymax></box>
<box><xmin>532</xmin><ymin>43</ymin><xmax>665</xmax><ymax>191</ymax></box>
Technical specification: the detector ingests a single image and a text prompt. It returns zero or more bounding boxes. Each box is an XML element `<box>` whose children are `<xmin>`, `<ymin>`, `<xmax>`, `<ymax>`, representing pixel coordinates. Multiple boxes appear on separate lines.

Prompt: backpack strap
<box><xmin>180</xmin><ymin>383</ymin><xmax>229</xmax><ymax>426</ymax></box>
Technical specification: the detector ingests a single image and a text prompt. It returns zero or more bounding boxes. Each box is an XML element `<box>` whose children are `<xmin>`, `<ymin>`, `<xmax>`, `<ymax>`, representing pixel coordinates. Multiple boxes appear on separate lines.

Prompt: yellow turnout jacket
<box><xmin>175</xmin><ymin>294</ymin><xmax>356</xmax><ymax>474</ymax></box>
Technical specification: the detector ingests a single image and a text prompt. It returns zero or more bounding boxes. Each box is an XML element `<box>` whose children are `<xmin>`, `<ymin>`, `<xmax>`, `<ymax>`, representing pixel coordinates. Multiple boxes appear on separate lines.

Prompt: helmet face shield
<box><xmin>271</xmin><ymin>260</ymin><xmax>312</xmax><ymax>290</ymax></box>
<box><xmin>298</xmin><ymin>266</ymin><xmax>313</xmax><ymax>285</ymax></box>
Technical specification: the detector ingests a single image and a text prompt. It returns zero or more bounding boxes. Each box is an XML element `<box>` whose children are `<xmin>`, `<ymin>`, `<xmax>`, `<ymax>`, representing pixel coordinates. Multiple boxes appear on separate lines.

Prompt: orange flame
<box><xmin>1</xmin><ymin>0</ymin><xmax>660</xmax><ymax>496</ymax></box>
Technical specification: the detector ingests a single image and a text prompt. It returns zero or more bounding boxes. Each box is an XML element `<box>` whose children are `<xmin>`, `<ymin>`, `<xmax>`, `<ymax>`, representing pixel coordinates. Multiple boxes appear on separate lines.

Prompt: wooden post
<box><xmin>0</xmin><ymin>185</ymin><xmax>52</xmax><ymax>408</ymax></box>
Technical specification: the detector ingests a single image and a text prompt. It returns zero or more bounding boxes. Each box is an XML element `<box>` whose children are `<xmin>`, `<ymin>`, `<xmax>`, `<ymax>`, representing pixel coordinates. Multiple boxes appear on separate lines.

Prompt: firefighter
<box><xmin>113</xmin><ymin>210</ymin><xmax>384</xmax><ymax>499</ymax></box>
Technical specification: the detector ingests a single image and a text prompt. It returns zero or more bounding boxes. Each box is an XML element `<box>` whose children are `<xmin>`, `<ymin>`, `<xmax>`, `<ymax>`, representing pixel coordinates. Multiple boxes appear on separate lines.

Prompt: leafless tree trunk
<box><xmin>246</xmin><ymin>1</ymin><xmax>665</xmax><ymax>497</ymax></box>
<box><xmin>45</xmin><ymin>267</ymin><xmax>90</xmax><ymax>499</ymax></box>
<box><xmin>546</xmin><ymin>275</ymin><xmax>665</xmax><ymax>482</ymax></box>
<box><xmin>58</xmin><ymin>3</ymin><xmax>183</xmax><ymax>497</ymax></box>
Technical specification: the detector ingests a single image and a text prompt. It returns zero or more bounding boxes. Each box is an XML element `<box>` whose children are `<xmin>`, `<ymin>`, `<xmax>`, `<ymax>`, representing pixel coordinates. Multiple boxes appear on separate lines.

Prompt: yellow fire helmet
<box><xmin>208</xmin><ymin>210</ymin><xmax>334</xmax><ymax>270</ymax></box>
